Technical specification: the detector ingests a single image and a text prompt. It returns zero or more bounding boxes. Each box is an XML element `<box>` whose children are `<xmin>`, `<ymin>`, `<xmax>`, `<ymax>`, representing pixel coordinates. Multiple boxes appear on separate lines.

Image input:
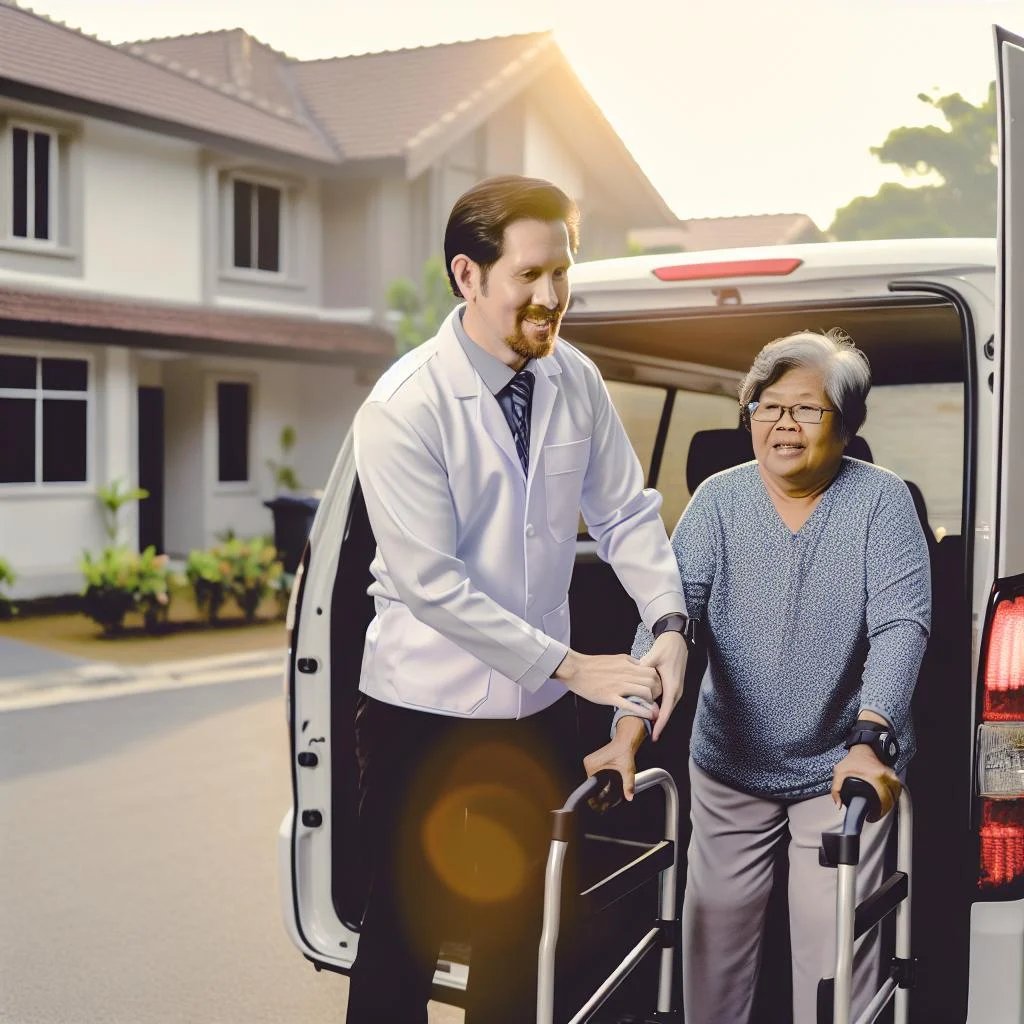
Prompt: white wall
<box><xmin>159</xmin><ymin>354</ymin><xmax>368</xmax><ymax>555</ymax></box>
<box><xmin>81</xmin><ymin>119</ymin><xmax>202</xmax><ymax>301</ymax></box>
<box><xmin>523</xmin><ymin>105</ymin><xmax>585</xmax><ymax>202</ymax></box>
<box><xmin>0</xmin><ymin>338</ymin><xmax>139</xmax><ymax>598</ymax></box>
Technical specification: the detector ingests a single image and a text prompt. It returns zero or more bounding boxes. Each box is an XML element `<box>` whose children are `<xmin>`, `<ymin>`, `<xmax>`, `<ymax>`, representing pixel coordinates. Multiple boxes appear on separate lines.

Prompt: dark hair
<box><xmin>444</xmin><ymin>175</ymin><xmax>580</xmax><ymax>297</ymax></box>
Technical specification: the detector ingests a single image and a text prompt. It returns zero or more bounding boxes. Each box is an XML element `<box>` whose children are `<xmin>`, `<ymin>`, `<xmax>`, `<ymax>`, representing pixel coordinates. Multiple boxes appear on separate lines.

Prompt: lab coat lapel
<box><xmin>434</xmin><ymin>312</ymin><xmax>522</xmax><ymax>476</ymax></box>
<box><xmin>527</xmin><ymin>353</ymin><xmax>561</xmax><ymax>490</ymax></box>
<box><xmin>479</xmin><ymin>392</ymin><xmax>523</xmax><ymax>475</ymax></box>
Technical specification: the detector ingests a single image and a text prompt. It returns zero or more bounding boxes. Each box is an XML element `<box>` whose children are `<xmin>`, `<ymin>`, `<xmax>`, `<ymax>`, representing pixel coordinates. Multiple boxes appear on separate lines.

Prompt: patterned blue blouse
<box><xmin>632</xmin><ymin>457</ymin><xmax>931</xmax><ymax>800</ymax></box>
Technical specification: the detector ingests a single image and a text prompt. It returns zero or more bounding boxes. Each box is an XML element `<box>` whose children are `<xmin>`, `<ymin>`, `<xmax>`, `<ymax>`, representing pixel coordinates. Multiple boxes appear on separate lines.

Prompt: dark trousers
<box><xmin>345</xmin><ymin>694</ymin><xmax>582</xmax><ymax>1024</ymax></box>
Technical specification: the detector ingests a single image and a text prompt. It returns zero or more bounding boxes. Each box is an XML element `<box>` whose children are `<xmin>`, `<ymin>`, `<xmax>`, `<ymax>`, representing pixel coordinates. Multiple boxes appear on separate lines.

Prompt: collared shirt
<box><xmin>452</xmin><ymin>307</ymin><xmax>535</xmax><ymax>396</ymax></box>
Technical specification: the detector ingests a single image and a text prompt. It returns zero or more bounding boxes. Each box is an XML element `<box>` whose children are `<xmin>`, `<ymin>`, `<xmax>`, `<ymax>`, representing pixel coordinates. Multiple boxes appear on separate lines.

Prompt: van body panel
<box><xmin>995</xmin><ymin>27</ymin><xmax>1024</xmax><ymax>579</ymax></box>
<box><xmin>966</xmin><ymin>898</ymin><xmax>1024</xmax><ymax>1022</ymax></box>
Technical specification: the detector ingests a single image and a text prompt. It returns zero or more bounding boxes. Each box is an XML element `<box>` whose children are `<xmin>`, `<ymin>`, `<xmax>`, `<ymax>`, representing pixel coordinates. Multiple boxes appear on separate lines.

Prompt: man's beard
<box><xmin>504</xmin><ymin>304</ymin><xmax>564</xmax><ymax>361</ymax></box>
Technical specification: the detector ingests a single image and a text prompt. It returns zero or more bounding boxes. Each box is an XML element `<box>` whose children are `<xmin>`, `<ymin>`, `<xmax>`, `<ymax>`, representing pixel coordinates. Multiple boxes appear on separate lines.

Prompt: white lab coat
<box><xmin>353</xmin><ymin>307</ymin><xmax>684</xmax><ymax>719</ymax></box>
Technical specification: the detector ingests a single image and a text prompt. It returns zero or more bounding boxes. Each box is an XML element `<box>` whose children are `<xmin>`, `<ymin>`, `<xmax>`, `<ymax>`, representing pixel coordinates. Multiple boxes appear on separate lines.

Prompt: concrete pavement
<box><xmin>0</xmin><ymin>634</ymin><xmax>286</xmax><ymax>712</ymax></box>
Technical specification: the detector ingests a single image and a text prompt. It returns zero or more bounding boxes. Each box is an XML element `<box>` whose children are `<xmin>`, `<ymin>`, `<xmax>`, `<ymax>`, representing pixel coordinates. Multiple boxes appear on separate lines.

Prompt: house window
<box><xmin>232</xmin><ymin>178</ymin><xmax>280</xmax><ymax>272</ymax></box>
<box><xmin>7</xmin><ymin>125</ymin><xmax>56</xmax><ymax>243</ymax></box>
<box><xmin>217</xmin><ymin>381</ymin><xmax>250</xmax><ymax>483</ymax></box>
<box><xmin>0</xmin><ymin>353</ymin><xmax>88</xmax><ymax>484</ymax></box>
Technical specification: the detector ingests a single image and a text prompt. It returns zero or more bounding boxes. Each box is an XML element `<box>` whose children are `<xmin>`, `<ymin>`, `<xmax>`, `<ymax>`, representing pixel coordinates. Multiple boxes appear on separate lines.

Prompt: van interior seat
<box><xmin>685</xmin><ymin>427</ymin><xmax>874</xmax><ymax>494</ymax></box>
<box><xmin>683</xmin><ymin>428</ymin><xmax>936</xmax><ymax>553</ymax></box>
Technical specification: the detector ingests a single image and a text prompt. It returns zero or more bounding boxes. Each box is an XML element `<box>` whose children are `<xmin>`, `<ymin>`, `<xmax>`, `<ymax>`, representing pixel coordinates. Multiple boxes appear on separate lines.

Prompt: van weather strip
<box><xmin>888</xmin><ymin>281</ymin><xmax>978</xmax><ymax>604</ymax></box>
<box><xmin>647</xmin><ymin>388</ymin><xmax>675</xmax><ymax>490</ymax></box>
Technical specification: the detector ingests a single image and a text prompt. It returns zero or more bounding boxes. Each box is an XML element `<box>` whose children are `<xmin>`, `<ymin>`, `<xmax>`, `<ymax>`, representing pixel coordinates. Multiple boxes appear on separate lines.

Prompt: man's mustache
<box><xmin>519</xmin><ymin>304</ymin><xmax>564</xmax><ymax>324</ymax></box>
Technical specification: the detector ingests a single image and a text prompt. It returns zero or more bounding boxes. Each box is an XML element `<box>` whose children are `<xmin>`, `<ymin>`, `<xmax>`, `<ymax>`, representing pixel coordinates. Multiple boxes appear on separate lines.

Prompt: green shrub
<box><xmin>80</xmin><ymin>546</ymin><xmax>175</xmax><ymax>635</ymax></box>
<box><xmin>0</xmin><ymin>557</ymin><xmax>16</xmax><ymax>619</ymax></box>
<box><xmin>223</xmin><ymin>536</ymin><xmax>284</xmax><ymax>623</ymax></box>
<box><xmin>185</xmin><ymin>549</ymin><xmax>231</xmax><ymax>624</ymax></box>
<box><xmin>186</xmin><ymin>537</ymin><xmax>284</xmax><ymax>624</ymax></box>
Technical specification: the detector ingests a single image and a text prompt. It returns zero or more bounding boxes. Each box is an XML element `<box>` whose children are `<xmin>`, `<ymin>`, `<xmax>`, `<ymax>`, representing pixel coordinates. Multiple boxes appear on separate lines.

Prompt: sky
<box><xmin>14</xmin><ymin>0</ymin><xmax>1021</xmax><ymax>228</ymax></box>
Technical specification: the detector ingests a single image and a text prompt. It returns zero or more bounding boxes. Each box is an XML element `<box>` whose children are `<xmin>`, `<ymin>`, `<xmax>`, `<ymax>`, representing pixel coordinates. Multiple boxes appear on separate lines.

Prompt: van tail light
<box><xmin>983</xmin><ymin>595</ymin><xmax>1024</xmax><ymax>719</ymax></box>
<box><xmin>977</xmin><ymin>579</ymin><xmax>1024</xmax><ymax>889</ymax></box>
<box><xmin>651</xmin><ymin>258</ymin><xmax>803</xmax><ymax>282</ymax></box>
<box><xmin>979</xmin><ymin>799</ymin><xmax>1024</xmax><ymax>888</ymax></box>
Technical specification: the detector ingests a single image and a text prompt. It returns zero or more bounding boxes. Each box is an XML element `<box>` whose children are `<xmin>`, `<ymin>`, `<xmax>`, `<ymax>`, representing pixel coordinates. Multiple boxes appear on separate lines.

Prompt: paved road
<box><xmin>0</xmin><ymin>635</ymin><xmax>84</xmax><ymax>679</ymax></box>
<box><xmin>0</xmin><ymin>676</ymin><xmax>462</xmax><ymax>1024</ymax></box>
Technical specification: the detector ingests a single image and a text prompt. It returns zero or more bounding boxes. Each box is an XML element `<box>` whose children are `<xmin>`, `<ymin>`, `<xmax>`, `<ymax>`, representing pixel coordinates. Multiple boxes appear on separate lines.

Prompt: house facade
<box><xmin>0</xmin><ymin>7</ymin><xmax>678</xmax><ymax>598</ymax></box>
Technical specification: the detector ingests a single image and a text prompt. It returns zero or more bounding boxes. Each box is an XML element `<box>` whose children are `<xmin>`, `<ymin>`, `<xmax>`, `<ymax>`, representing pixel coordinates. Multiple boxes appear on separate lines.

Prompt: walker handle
<box><xmin>839</xmin><ymin>776</ymin><xmax>881</xmax><ymax>835</ymax></box>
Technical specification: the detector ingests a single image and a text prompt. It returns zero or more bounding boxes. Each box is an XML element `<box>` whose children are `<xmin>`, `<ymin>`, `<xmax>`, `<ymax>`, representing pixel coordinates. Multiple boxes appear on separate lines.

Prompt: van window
<box><xmin>590</xmin><ymin>380</ymin><xmax>669</xmax><ymax>538</ymax></box>
<box><xmin>858</xmin><ymin>382</ymin><xmax>963</xmax><ymax>538</ymax></box>
<box><xmin>605</xmin><ymin>381</ymin><xmax>666</xmax><ymax>473</ymax></box>
<box><xmin>658</xmin><ymin>390</ymin><xmax>742</xmax><ymax>530</ymax></box>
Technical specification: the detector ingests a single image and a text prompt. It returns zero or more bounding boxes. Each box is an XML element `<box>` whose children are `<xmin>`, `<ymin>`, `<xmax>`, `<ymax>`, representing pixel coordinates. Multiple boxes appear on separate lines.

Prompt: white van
<box><xmin>279</xmin><ymin>26</ymin><xmax>1024</xmax><ymax>1023</ymax></box>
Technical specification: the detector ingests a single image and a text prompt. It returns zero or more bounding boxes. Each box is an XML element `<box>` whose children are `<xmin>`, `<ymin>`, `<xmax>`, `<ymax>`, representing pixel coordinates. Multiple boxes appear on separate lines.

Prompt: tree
<box><xmin>386</xmin><ymin>256</ymin><xmax>458</xmax><ymax>354</ymax></box>
<box><xmin>830</xmin><ymin>83</ymin><xmax>996</xmax><ymax>240</ymax></box>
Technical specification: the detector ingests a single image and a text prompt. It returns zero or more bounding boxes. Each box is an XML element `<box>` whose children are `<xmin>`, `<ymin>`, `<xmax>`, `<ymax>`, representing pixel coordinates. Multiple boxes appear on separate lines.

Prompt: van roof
<box><xmin>562</xmin><ymin>238</ymin><xmax>990</xmax><ymax>388</ymax></box>
<box><xmin>570</xmin><ymin>237</ymin><xmax>996</xmax><ymax>289</ymax></box>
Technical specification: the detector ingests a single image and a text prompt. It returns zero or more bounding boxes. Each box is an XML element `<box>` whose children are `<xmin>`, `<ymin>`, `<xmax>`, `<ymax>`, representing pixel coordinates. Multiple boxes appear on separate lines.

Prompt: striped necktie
<box><xmin>498</xmin><ymin>369</ymin><xmax>535</xmax><ymax>476</ymax></box>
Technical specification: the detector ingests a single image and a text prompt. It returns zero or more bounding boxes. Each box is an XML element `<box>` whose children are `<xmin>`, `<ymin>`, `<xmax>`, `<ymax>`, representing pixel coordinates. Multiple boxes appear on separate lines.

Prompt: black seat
<box><xmin>685</xmin><ymin>427</ymin><xmax>874</xmax><ymax>493</ymax></box>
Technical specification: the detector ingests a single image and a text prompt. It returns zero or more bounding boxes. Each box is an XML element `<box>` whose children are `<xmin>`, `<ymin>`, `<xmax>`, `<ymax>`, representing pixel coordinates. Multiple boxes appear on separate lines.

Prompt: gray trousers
<box><xmin>682</xmin><ymin>760</ymin><xmax>893</xmax><ymax>1024</ymax></box>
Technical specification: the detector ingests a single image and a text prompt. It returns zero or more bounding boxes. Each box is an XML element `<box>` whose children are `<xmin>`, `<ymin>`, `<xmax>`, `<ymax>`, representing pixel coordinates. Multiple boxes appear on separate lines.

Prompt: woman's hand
<box><xmin>641</xmin><ymin>630</ymin><xmax>689</xmax><ymax>742</ymax></box>
<box><xmin>831</xmin><ymin>745</ymin><xmax>901</xmax><ymax>821</ymax></box>
<box><xmin>583</xmin><ymin>717</ymin><xmax>647</xmax><ymax>805</ymax></box>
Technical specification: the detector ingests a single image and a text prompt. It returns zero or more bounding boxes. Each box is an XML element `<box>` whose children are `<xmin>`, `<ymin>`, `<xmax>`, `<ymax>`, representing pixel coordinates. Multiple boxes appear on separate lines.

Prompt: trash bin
<box><xmin>264</xmin><ymin>495</ymin><xmax>320</xmax><ymax>575</ymax></box>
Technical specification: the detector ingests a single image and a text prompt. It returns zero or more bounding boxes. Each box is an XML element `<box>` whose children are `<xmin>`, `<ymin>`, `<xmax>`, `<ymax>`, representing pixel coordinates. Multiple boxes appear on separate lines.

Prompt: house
<box><xmin>0</xmin><ymin>4</ymin><xmax>678</xmax><ymax>598</ymax></box>
<box><xmin>630</xmin><ymin>213</ymin><xmax>826</xmax><ymax>254</ymax></box>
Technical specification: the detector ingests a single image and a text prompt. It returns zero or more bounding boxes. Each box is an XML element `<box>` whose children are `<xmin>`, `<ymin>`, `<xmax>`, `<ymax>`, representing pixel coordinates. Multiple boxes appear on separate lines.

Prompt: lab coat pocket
<box><xmin>391</xmin><ymin>617</ymin><xmax>492</xmax><ymax>715</ymax></box>
<box><xmin>542</xmin><ymin>598</ymin><xmax>571</xmax><ymax>648</ymax></box>
<box><xmin>543</xmin><ymin>437</ymin><xmax>591</xmax><ymax>543</ymax></box>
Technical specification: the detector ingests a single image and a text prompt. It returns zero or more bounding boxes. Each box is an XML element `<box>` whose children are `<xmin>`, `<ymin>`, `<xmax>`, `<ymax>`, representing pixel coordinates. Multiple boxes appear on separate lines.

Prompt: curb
<box><xmin>0</xmin><ymin>647</ymin><xmax>287</xmax><ymax>712</ymax></box>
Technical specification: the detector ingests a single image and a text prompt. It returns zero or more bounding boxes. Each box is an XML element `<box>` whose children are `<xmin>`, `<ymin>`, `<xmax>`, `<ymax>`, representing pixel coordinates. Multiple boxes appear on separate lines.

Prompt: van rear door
<box><xmin>995</xmin><ymin>26</ymin><xmax>1024</xmax><ymax>578</ymax></box>
<box><xmin>965</xmin><ymin>23</ymin><xmax>1024</xmax><ymax>1024</ymax></box>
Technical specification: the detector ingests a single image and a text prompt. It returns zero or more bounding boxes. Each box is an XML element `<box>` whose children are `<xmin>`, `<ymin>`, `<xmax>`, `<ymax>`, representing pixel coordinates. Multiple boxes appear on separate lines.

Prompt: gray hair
<box><xmin>738</xmin><ymin>328</ymin><xmax>871</xmax><ymax>441</ymax></box>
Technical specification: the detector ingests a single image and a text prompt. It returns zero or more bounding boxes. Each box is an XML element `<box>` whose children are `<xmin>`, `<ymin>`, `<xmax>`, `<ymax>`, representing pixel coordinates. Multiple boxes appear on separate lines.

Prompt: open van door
<box><xmin>994</xmin><ymin>27</ymin><xmax>1024</xmax><ymax>580</ymax></box>
<box><xmin>966</xmin><ymin>24</ymin><xmax>1024</xmax><ymax>1024</ymax></box>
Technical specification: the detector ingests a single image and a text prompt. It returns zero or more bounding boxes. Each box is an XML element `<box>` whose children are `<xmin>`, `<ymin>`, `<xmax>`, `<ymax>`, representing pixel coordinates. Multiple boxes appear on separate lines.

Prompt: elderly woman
<box><xmin>585</xmin><ymin>329</ymin><xmax>931</xmax><ymax>1024</ymax></box>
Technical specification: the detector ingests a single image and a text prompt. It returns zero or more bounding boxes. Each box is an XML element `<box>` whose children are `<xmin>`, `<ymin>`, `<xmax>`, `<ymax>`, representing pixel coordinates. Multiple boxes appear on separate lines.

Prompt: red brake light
<box><xmin>652</xmin><ymin>258</ymin><xmax>803</xmax><ymax>282</ymax></box>
<box><xmin>979</xmin><ymin>798</ymin><xmax>1024</xmax><ymax>888</ymax></box>
<box><xmin>983</xmin><ymin>596</ymin><xmax>1024</xmax><ymax>720</ymax></box>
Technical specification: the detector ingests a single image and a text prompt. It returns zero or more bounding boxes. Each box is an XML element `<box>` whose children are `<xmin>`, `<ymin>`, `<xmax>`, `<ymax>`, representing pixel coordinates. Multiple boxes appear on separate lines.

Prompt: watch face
<box><xmin>886</xmin><ymin>740</ymin><xmax>898</xmax><ymax>761</ymax></box>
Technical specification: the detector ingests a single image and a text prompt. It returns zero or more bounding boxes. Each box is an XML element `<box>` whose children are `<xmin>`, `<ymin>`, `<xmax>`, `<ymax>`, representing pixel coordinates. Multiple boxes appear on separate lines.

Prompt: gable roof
<box><xmin>2</xmin><ymin>7</ymin><xmax>674</xmax><ymax>222</ymax></box>
<box><xmin>122</xmin><ymin>28</ymin><xmax>304</xmax><ymax>120</ymax></box>
<box><xmin>289</xmin><ymin>32</ymin><xmax>556</xmax><ymax>165</ymax></box>
<box><xmin>630</xmin><ymin>214</ymin><xmax>826</xmax><ymax>254</ymax></box>
<box><xmin>0</xmin><ymin>4</ymin><xmax>337</xmax><ymax>165</ymax></box>
<box><xmin>128</xmin><ymin>28</ymin><xmax>673</xmax><ymax>221</ymax></box>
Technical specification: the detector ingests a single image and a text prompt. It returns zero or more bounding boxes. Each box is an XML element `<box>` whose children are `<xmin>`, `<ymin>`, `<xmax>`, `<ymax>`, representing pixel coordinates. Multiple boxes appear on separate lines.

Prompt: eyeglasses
<box><xmin>747</xmin><ymin>401</ymin><xmax>837</xmax><ymax>424</ymax></box>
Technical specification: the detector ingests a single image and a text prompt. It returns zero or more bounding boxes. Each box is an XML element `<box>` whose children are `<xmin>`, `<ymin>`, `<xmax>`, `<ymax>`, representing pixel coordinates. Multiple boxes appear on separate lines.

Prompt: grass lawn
<box><xmin>0</xmin><ymin>587</ymin><xmax>287</xmax><ymax>666</ymax></box>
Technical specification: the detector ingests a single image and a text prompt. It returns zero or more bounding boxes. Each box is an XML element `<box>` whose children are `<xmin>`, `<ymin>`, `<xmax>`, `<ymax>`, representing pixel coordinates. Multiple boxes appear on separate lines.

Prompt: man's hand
<box><xmin>641</xmin><ymin>631</ymin><xmax>688</xmax><ymax>742</ymax></box>
<box><xmin>554</xmin><ymin>650</ymin><xmax>662</xmax><ymax>716</ymax></box>
<box><xmin>831</xmin><ymin>745</ymin><xmax>901</xmax><ymax>821</ymax></box>
<box><xmin>583</xmin><ymin>717</ymin><xmax>647</xmax><ymax>805</ymax></box>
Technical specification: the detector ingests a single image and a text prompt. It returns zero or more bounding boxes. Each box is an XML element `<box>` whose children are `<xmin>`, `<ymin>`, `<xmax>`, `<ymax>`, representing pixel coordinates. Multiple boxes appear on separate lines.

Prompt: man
<box><xmin>347</xmin><ymin>175</ymin><xmax>690</xmax><ymax>1024</ymax></box>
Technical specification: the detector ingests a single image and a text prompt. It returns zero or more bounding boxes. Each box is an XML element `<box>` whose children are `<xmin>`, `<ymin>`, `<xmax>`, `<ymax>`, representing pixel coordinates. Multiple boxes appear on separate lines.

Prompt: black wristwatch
<box><xmin>844</xmin><ymin>719</ymin><xmax>899</xmax><ymax>767</ymax></box>
<box><xmin>652</xmin><ymin>613</ymin><xmax>697</xmax><ymax>649</ymax></box>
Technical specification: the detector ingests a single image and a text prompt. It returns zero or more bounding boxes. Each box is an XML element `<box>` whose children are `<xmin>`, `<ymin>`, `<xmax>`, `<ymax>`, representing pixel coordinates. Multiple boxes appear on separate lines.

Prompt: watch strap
<box><xmin>844</xmin><ymin>720</ymin><xmax>899</xmax><ymax>766</ymax></box>
<box><xmin>652</xmin><ymin>613</ymin><xmax>696</xmax><ymax>646</ymax></box>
